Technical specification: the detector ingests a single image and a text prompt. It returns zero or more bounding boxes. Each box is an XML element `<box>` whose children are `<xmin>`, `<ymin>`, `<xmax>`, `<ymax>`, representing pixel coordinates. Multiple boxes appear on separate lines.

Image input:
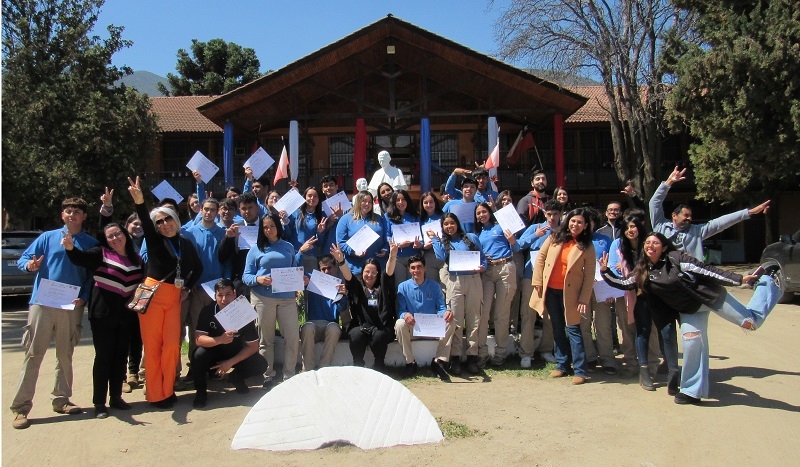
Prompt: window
<box><xmin>431</xmin><ymin>133</ymin><xmax>457</xmax><ymax>169</ymax></box>
<box><xmin>329</xmin><ymin>136</ymin><xmax>354</xmax><ymax>173</ymax></box>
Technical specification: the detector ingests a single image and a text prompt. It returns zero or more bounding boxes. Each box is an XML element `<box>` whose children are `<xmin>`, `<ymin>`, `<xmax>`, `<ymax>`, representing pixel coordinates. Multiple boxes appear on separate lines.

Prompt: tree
<box><xmin>492</xmin><ymin>0</ymin><xmax>696</xmax><ymax>198</ymax></box>
<box><xmin>157</xmin><ymin>38</ymin><xmax>262</xmax><ymax>96</ymax></box>
<box><xmin>664</xmin><ymin>0</ymin><xmax>800</xmax><ymax>203</ymax></box>
<box><xmin>2</xmin><ymin>0</ymin><xmax>159</xmax><ymax>228</ymax></box>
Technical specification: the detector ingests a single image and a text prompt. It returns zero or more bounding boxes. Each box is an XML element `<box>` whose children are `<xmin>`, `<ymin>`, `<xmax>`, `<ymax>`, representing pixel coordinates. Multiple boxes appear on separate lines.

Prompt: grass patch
<box><xmin>436</xmin><ymin>417</ymin><xmax>485</xmax><ymax>439</ymax></box>
<box><xmin>482</xmin><ymin>359</ymin><xmax>558</xmax><ymax>379</ymax></box>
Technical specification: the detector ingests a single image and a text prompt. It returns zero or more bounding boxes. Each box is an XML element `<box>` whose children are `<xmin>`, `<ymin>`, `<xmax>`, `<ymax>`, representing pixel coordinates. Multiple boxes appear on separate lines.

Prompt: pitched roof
<box><xmin>566</xmin><ymin>86</ymin><xmax>614</xmax><ymax>123</ymax></box>
<box><xmin>150</xmin><ymin>96</ymin><xmax>222</xmax><ymax>133</ymax></box>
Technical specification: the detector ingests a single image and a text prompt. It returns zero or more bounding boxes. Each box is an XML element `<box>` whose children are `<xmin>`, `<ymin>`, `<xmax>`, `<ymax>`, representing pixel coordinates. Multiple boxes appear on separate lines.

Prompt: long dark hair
<box><xmin>551</xmin><ymin>208</ymin><xmax>592</xmax><ymax>249</ymax></box>
<box><xmin>632</xmin><ymin>232</ymin><xmax>677</xmax><ymax>295</ymax></box>
<box><xmin>473</xmin><ymin>202</ymin><xmax>496</xmax><ymax>234</ymax></box>
<box><xmin>376</xmin><ymin>182</ymin><xmax>394</xmax><ymax>214</ymax></box>
<box><xmin>101</xmin><ymin>223</ymin><xmax>141</xmax><ymax>266</ymax></box>
<box><xmin>440</xmin><ymin>213</ymin><xmax>476</xmax><ymax>251</ymax></box>
<box><xmin>360</xmin><ymin>258</ymin><xmax>382</xmax><ymax>290</ymax></box>
<box><xmin>256</xmin><ymin>213</ymin><xmax>285</xmax><ymax>251</ymax></box>
<box><xmin>298</xmin><ymin>186</ymin><xmax>323</xmax><ymax>224</ymax></box>
<box><xmin>619</xmin><ymin>215</ymin><xmax>646</xmax><ymax>270</ymax></box>
<box><xmin>386</xmin><ymin>190</ymin><xmax>418</xmax><ymax>224</ymax></box>
<box><xmin>419</xmin><ymin>191</ymin><xmax>443</xmax><ymax>222</ymax></box>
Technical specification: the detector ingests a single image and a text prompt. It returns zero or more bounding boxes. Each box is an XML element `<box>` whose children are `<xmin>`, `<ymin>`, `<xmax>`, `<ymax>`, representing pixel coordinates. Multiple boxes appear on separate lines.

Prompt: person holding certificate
<box><xmin>10</xmin><ymin>197</ymin><xmax>99</xmax><ymax>429</ymax></box>
<box><xmin>336</xmin><ymin>191</ymin><xmax>387</xmax><ymax>274</ymax></box>
<box><xmin>340</xmin><ymin>240</ymin><xmax>398</xmax><ymax>372</ymax></box>
<box><xmin>530</xmin><ymin>208</ymin><xmax>596</xmax><ymax>385</ymax></box>
<box><xmin>430</xmin><ymin>213</ymin><xmax>486</xmax><ymax>375</ymax></box>
<box><xmin>300</xmin><ymin>256</ymin><xmax>347</xmax><ymax>371</ymax></box>
<box><xmin>384</xmin><ymin>190</ymin><xmax>422</xmax><ymax>285</ymax></box>
<box><xmin>242</xmin><ymin>213</ymin><xmax>300</xmax><ymax>390</ymax></box>
<box><xmin>419</xmin><ymin>191</ymin><xmax>445</xmax><ymax>287</ymax></box>
<box><xmin>192</xmin><ymin>279</ymin><xmax>265</xmax><ymax>408</ymax></box>
<box><xmin>394</xmin><ymin>255</ymin><xmax>454</xmax><ymax>381</ymax></box>
<box><xmin>475</xmin><ymin>202</ymin><xmax>520</xmax><ymax>368</ymax></box>
<box><xmin>285</xmin><ymin>186</ymin><xmax>328</xmax><ymax>275</ymax></box>
<box><xmin>128</xmin><ymin>177</ymin><xmax>204</xmax><ymax>408</ymax></box>
<box><xmin>62</xmin><ymin>189</ymin><xmax>143</xmax><ymax>419</ymax></box>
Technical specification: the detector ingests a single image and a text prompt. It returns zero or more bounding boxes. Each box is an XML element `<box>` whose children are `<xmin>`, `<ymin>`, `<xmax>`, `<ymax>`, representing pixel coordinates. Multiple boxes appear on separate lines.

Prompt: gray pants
<box><xmin>300</xmin><ymin>320</ymin><xmax>341</xmax><ymax>370</ymax></box>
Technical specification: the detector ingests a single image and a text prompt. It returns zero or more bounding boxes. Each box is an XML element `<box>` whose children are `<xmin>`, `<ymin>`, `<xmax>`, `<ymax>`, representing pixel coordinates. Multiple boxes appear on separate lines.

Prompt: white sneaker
<box><xmin>541</xmin><ymin>352</ymin><xmax>557</xmax><ymax>364</ymax></box>
<box><xmin>520</xmin><ymin>356</ymin><xmax>532</xmax><ymax>368</ymax></box>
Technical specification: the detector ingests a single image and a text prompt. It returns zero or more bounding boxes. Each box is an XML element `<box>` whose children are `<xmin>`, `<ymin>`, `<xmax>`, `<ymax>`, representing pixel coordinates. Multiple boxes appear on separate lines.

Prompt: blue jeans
<box><xmin>545</xmin><ymin>288</ymin><xmax>587</xmax><ymax>377</ymax></box>
<box><xmin>633</xmin><ymin>300</ymin><xmax>651</xmax><ymax>366</ymax></box>
<box><xmin>679</xmin><ymin>276</ymin><xmax>779</xmax><ymax>399</ymax></box>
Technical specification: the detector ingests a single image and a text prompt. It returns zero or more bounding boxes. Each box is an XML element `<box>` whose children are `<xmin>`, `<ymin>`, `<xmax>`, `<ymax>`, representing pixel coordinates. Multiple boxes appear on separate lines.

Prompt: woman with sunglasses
<box><xmin>127</xmin><ymin>177</ymin><xmax>203</xmax><ymax>409</ymax></box>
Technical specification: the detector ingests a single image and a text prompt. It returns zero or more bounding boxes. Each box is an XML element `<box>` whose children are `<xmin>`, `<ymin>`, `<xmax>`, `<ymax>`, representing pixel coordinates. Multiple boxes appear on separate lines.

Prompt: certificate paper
<box><xmin>152</xmin><ymin>180</ymin><xmax>184</xmax><ymax>204</ymax></box>
<box><xmin>345</xmin><ymin>224</ymin><xmax>380</xmax><ymax>254</ymax></box>
<box><xmin>214</xmin><ymin>295</ymin><xmax>258</xmax><ymax>331</ymax></box>
<box><xmin>307</xmin><ymin>269</ymin><xmax>343</xmax><ymax>300</ymax></box>
<box><xmin>422</xmin><ymin>219</ymin><xmax>443</xmax><ymax>240</ymax></box>
<box><xmin>273</xmin><ymin>187</ymin><xmax>305</xmax><ymax>215</ymax></box>
<box><xmin>448</xmin><ymin>249</ymin><xmax>480</xmax><ymax>272</ymax></box>
<box><xmin>494</xmin><ymin>204</ymin><xmax>526</xmax><ymax>234</ymax></box>
<box><xmin>322</xmin><ymin>191</ymin><xmax>353</xmax><ymax>217</ymax></box>
<box><xmin>449</xmin><ymin>202</ymin><xmax>476</xmax><ymax>226</ymax></box>
<box><xmin>237</xmin><ymin>225</ymin><xmax>259</xmax><ymax>250</ymax></box>
<box><xmin>270</xmin><ymin>266</ymin><xmax>305</xmax><ymax>293</ymax></box>
<box><xmin>413</xmin><ymin>313</ymin><xmax>445</xmax><ymax>338</ymax></box>
<box><xmin>186</xmin><ymin>150</ymin><xmax>219</xmax><ymax>183</ymax></box>
<box><xmin>200</xmin><ymin>278</ymin><xmax>223</xmax><ymax>299</ymax></box>
<box><xmin>34</xmin><ymin>278</ymin><xmax>80</xmax><ymax>310</ymax></box>
<box><xmin>593</xmin><ymin>261</ymin><xmax>624</xmax><ymax>301</ymax></box>
<box><xmin>390</xmin><ymin>222</ymin><xmax>421</xmax><ymax>245</ymax></box>
<box><xmin>243</xmin><ymin>147</ymin><xmax>275</xmax><ymax>179</ymax></box>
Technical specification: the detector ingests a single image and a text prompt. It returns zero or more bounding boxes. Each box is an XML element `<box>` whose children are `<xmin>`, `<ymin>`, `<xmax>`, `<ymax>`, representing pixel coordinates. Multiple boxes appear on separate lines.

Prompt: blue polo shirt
<box><xmin>397</xmin><ymin>278</ymin><xmax>447</xmax><ymax>319</ymax></box>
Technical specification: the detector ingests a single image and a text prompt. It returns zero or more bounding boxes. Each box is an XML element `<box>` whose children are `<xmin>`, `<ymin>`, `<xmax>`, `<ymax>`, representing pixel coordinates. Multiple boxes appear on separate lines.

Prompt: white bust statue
<box><xmin>367</xmin><ymin>150</ymin><xmax>408</xmax><ymax>197</ymax></box>
<box><xmin>352</xmin><ymin>178</ymin><xmax>368</xmax><ymax>203</ymax></box>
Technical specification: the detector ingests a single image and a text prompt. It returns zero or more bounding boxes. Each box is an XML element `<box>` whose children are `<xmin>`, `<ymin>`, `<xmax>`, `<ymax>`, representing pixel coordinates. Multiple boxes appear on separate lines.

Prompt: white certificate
<box><xmin>593</xmin><ymin>280</ymin><xmax>625</xmax><ymax>301</ymax></box>
<box><xmin>237</xmin><ymin>225</ymin><xmax>259</xmax><ymax>250</ymax></box>
<box><xmin>33</xmin><ymin>278</ymin><xmax>80</xmax><ymax>310</ymax></box>
<box><xmin>200</xmin><ymin>278</ymin><xmax>223</xmax><ymax>299</ymax></box>
<box><xmin>152</xmin><ymin>180</ymin><xmax>184</xmax><ymax>204</ymax></box>
<box><xmin>307</xmin><ymin>269</ymin><xmax>343</xmax><ymax>300</ymax></box>
<box><xmin>214</xmin><ymin>295</ymin><xmax>258</xmax><ymax>332</ymax></box>
<box><xmin>422</xmin><ymin>219</ymin><xmax>443</xmax><ymax>240</ymax></box>
<box><xmin>273</xmin><ymin>187</ymin><xmax>305</xmax><ymax>215</ymax></box>
<box><xmin>413</xmin><ymin>313</ymin><xmax>445</xmax><ymax>338</ymax></box>
<box><xmin>186</xmin><ymin>150</ymin><xmax>219</xmax><ymax>183</ymax></box>
<box><xmin>270</xmin><ymin>266</ymin><xmax>305</xmax><ymax>293</ymax></box>
<box><xmin>449</xmin><ymin>202</ymin><xmax>476</xmax><ymax>226</ymax></box>
<box><xmin>322</xmin><ymin>191</ymin><xmax>353</xmax><ymax>217</ymax></box>
<box><xmin>448</xmin><ymin>249</ymin><xmax>480</xmax><ymax>272</ymax></box>
<box><xmin>345</xmin><ymin>224</ymin><xmax>380</xmax><ymax>254</ymax></box>
<box><xmin>494</xmin><ymin>204</ymin><xmax>526</xmax><ymax>234</ymax></box>
<box><xmin>390</xmin><ymin>222</ymin><xmax>421</xmax><ymax>245</ymax></box>
<box><xmin>243</xmin><ymin>147</ymin><xmax>275</xmax><ymax>179</ymax></box>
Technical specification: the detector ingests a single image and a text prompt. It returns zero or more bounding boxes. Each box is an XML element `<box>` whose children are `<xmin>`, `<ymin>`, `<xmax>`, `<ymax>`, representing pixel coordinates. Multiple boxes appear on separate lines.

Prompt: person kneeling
<box><xmin>192</xmin><ymin>279</ymin><xmax>266</xmax><ymax>408</ymax></box>
<box><xmin>394</xmin><ymin>255</ymin><xmax>455</xmax><ymax>381</ymax></box>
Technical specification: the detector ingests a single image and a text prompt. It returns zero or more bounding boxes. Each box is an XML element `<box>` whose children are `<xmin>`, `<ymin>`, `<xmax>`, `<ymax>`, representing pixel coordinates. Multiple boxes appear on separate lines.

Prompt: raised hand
<box><xmin>330</xmin><ymin>243</ymin><xmax>345</xmax><ymax>263</ymax></box>
<box><xmin>60</xmin><ymin>231</ymin><xmax>74</xmax><ymax>251</ymax></box>
<box><xmin>27</xmin><ymin>254</ymin><xmax>44</xmax><ymax>272</ymax></box>
<box><xmin>100</xmin><ymin>186</ymin><xmax>114</xmax><ymax>207</ymax></box>
<box><xmin>620</xmin><ymin>181</ymin><xmax>636</xmax><ymax>197</ymax></box>
<box><xmin>127</xmin><ymin>176</ymin><xmax>144</xmax><ymax>204</ymax></box>
<box><xmin>748</xmin><ymin>200</ymin><xmax>770</xmax><ymax>216</ymax></box>
<box><xmin>598</xmin><ymin>252</ymin><xmax>609</xmax><ymax>271</ymax></box>
<box><xmin>665</xmin><ymin>166</ymin><xmax>687</xmax><ymax>186</ymax></box>
<box><xmin>317</xmin><ymin>217</ymin><xmax>328</xmax><ymax>234</ymax></box>
<box><xmin>244</xmin><ymin>166</ymin><xmax>254</xmax><ymax>181</ymax></box>
<box><xmin>192</xmin><ymin>170</ymin><xmax>203</xmax><ymax>184</ymax></box>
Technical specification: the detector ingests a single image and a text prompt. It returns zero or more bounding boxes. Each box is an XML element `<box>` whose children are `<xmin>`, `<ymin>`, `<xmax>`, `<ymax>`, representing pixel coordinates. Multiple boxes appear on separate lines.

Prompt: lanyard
<box><xmin>166</xmin><ymin>238</ymin><xmax>182</xmax><ymax>280</ymax></box>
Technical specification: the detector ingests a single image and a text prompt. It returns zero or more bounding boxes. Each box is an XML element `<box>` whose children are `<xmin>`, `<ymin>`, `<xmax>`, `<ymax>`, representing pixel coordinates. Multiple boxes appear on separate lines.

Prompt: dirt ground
<box><xmin>3</xmin><ymin>287</ymin><xmax>799</xmax><ymax>466</ymax></box>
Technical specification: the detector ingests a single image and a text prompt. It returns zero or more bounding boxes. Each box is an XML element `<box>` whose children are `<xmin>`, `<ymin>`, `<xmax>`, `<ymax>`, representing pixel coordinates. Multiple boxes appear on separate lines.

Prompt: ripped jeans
<box><xmin>679</xmin><ymin>276</ymin><xmax>779</xmax><ymax>399</ymax></box>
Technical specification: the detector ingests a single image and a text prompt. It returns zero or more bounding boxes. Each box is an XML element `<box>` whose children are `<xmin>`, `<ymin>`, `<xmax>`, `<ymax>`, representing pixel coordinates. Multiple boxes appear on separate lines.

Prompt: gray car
<box><xmin>759</xmin><ymin>230</ymin><xmax>800</xmax><ymax>303</ymax></box>
<box><xmin>2</xmin><ymin>231</ymin><xmax>41</xmax><ymax>296</ymax></box>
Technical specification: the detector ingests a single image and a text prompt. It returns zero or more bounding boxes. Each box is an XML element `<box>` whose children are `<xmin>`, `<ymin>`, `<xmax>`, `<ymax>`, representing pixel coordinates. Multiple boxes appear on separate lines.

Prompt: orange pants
<box><xmin>137</xmin><ymin>277</ymin><xmax>181</xmax><ymax>402</ymax></box>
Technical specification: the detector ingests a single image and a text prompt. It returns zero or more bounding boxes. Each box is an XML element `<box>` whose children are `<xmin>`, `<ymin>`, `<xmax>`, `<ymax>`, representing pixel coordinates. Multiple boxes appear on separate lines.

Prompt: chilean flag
<box><xmin>273</xmin><ymin>145</ymin><xmax>289</xmax><ymax>185</ymax></box>
<box><xmin>484</xmin><ymin>138</ymin><xmax>500</xmax><ymax>170</ymax></box>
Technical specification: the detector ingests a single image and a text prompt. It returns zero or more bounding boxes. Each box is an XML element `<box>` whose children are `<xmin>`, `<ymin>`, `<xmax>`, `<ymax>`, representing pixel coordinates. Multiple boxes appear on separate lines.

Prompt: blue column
<box><xmin>289</xmin><ymin>120</ymin><xmax>299</xmax><ymax>182</ymax></box>
<box><xmin>223</xmin><ymin>121</ymin><xmax>234</xmax><ymax>187</ymax></box>
<box><xmin>420</xmin><ymin>117</ymin><xmax>431</xmax><ymax>193</ymax></box>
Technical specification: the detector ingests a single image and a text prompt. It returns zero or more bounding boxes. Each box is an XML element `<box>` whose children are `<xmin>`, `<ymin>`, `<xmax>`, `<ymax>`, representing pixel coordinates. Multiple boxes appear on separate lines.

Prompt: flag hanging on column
<box><xmin>506</xmin><ymin>129</ymin><xmax>535</xmax><ymax>167</ymax></box>
<box><xmin>484</xmin><ymin>138</ymin><xmax>500</xmax><ymax>170</ymax></box>
<box><xmin>273</xmin><ymin>145</ymin><xmax>289</xmax><ymax>185</ymax></box>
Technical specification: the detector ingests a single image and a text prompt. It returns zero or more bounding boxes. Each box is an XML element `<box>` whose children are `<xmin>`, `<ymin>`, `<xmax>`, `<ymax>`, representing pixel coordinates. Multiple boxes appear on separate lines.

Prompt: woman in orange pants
<box><xmin>128</xmin><ymin>177</ymin><xmax>203</xmax><ymax>408</ymax></box>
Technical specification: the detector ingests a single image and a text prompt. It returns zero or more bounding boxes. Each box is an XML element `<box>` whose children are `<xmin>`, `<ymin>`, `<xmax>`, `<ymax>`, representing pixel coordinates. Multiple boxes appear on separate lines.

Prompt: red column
<box><xmin>354</xmin><ymin>118</ymin><xmax>367</xmax><ymax>193</ymax></box>
<box><xmin>554</xmin><ymin>114</ymin><xmax>565</xmax><ymax>187</ymax></box>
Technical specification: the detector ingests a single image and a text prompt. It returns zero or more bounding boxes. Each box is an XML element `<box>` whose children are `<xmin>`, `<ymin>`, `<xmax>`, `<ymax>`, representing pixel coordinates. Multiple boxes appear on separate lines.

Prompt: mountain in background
<box><xmin>115</xmin><ymin>70</ymin><xmax>167</xmax><ymax>96</ymax></box>
<box><xmin>528</xmin><ymin>69</ymin><xmax>600</xmax><ymax>87</ymax></box>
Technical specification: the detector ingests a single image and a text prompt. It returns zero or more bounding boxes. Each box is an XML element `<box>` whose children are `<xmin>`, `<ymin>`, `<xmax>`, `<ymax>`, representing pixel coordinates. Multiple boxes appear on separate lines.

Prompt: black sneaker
<box><xmin>430</xmin><ymin>358</ymin><xmax>451</xmax><ymax>382</ymax></box>
<box><xmin>602</xmin><ymin>366</ymin><xmax>617</xmax><ymax>376</ymax></box>
<box><xmin>674</xmin><ymin>392</ymin><xmax>701</xmax><ymax>405</ymax></box>
<box><xmin>262</xmin><ymin>379</ymin><xmax>274</xmax><ymax>392</ymax></box>
<box><xmin>192</xmin><ymin>391</ymin><xmax>207</xmax><ymax>409</ymax></box>
<box><xmin>449</xmin><ymin>356</ymin><xmax>462</xmax><ymax>376</ymax></box>
<box><xmin>403</xmin><ymin>362</ymin><xmax>419</xmax><ymax>379</ymax></box>
<box><xmin>94</xmin><ymin>405</ymin><xmax>108</xmax><ymax>419</ymax></box>
<box><xmin>230</xmin><ymin>371</ymin><xmax>249</xmax><ymax>394</ymax></box>
<box><xmin>465</xmin><ymin>356</ymin><xmax>480</xmax><ymax>375</ymax></box>
<box><xmin>109</xmin><ymin>398</ymin><xmax>132</xmax><ymax>410</ymax></box>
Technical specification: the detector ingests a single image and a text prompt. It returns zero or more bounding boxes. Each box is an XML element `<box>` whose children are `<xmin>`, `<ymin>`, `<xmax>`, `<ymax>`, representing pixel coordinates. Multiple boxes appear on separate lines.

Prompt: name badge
<box><xmin>174</xmin><ymin>278</ymin><xmax>185</xmax><ymax>289</ymax></box>
<box><xmin>367</xmin><ymin>298</ymin><xmax>378</xmax><ymax>307</ymax></box>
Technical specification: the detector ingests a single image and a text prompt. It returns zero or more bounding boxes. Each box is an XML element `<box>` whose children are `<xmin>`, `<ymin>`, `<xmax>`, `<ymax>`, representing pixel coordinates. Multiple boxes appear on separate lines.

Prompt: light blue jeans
<box><xmin>679</xmin><ymin>276</ymin><xmax>779</xmax><ymax>399</ymax></box>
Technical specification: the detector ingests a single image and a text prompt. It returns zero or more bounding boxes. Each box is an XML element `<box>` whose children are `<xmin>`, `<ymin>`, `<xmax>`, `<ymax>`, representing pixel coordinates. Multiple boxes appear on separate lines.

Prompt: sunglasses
<box><xmin>155</xmin><ymin>215</ymin><xmax>174</xmax><ymax>226</ymax></box>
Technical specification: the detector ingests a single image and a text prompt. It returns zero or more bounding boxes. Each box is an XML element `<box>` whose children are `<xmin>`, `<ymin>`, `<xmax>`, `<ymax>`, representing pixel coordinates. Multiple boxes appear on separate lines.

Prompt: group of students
<box><xmin>10</xmin><ymin>164</ymin><xmax>781</xmax><ymax>429</ymax></box>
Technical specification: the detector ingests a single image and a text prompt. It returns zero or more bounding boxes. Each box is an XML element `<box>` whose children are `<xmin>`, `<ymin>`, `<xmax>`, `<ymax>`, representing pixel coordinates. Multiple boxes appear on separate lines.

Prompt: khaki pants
<box><xmin>11</xmin><ymin>304</ymin><xmax>85</xmax><ymax>414</ymax></box>
<box><xmin>443</xmin><ymin>271</ymin><xmax>482</xmax><ymax>357</ymax></box>
<box><xmin>251</xmin><ymin>292</ymin><xmax>299</xmax><ymax>381</ymax></box>
<box><xmin>519</xmin><ymin>279</ymin><xmax>555</xmax><ymax>358</ymax></box>
<box><xmin>580</xmin><ymin>294</ymin><xmax>620</xmax><ymax>367</ymax></box>
<box><xmin>394</xmin><ymin>316</ymin><xmax>457</xmax><ymax>364</ymax></box>
<box><xmin>478</xmin><ymin>261</ymin><xmax>517</xmax><ymax>359</ymax></box>
<box><xmin>300</xmin><ymin>320</ymin><xmax>341</xmax><ymax>370</ymax></box>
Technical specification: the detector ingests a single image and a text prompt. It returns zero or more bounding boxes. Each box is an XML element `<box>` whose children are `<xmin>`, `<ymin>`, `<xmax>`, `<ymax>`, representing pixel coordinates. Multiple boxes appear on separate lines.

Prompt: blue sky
<box><xmin>98</xmin><ymin>0</ymin><xmax>513</xmax><ymax>78</ymax></box>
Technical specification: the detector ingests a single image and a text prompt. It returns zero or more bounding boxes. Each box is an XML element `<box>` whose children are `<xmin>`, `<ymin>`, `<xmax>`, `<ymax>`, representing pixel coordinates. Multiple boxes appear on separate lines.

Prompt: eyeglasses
<box><xmin>155</xmin><ymin>216</ymin><xmax>174</xmax><ymax>226</ymax></box>
<box><xmin>105</xmin><ymin>232</ymin><xmax>125</xmax><ymax>240</ymax></box>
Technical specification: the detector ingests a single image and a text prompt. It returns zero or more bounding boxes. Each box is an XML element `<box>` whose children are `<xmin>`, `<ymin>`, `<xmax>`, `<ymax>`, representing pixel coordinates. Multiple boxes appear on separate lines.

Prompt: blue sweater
<box><xmin>432</xmin><ymin>233</ymin><xmax>486</xmax><ymax>275</ymax></box>
<box><xmin>18</xmin><ymin>227</ymin><xmax>99</xmax><ymax>304</ymax></box>
<box><xmin>335</xmin><ymin>213</ymin><xmax>387</xmax><ymax>274</ymax></box>
<box><xmin>477</xmin><ymin>223</ymin><xmax>520</xmax><ymax>261</ymax></box>
<box><xmin>183</xmin><ymin>222</ymin><xmax>226</xmax><ymax>283</ymax></box>
<box><xmin>242</xmin><ymin>239</ymin><xmax>297</xmax><ymax>299</ymax></box>
<box><xmin>384</xmin><ymin>212</ymin><xmax>421</xmax><ymax>258</ymax></box>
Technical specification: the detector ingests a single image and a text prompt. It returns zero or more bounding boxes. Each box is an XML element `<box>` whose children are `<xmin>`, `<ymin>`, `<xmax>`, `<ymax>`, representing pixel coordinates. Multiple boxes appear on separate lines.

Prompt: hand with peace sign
<box><xmin>127</xmin><ymin>176</ymin><xmax>145</xmax><ymax>205</ymax></box>
<box><xmin>100</xmin><ymin>186</ymin><xmax>114</xmax><ymax>208</ymax></box>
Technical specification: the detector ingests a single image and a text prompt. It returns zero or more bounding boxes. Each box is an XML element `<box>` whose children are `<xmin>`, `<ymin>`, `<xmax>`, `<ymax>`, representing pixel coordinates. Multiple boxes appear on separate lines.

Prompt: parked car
<box><xmin>2</xmin><ymin>231</ymin><xmax>41</xmax><ymax>296</ymax></box>
<box><xmin>759</xmin><ymin>230</ymin><xmax>800</xmax><ymax>304</ymax></box>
